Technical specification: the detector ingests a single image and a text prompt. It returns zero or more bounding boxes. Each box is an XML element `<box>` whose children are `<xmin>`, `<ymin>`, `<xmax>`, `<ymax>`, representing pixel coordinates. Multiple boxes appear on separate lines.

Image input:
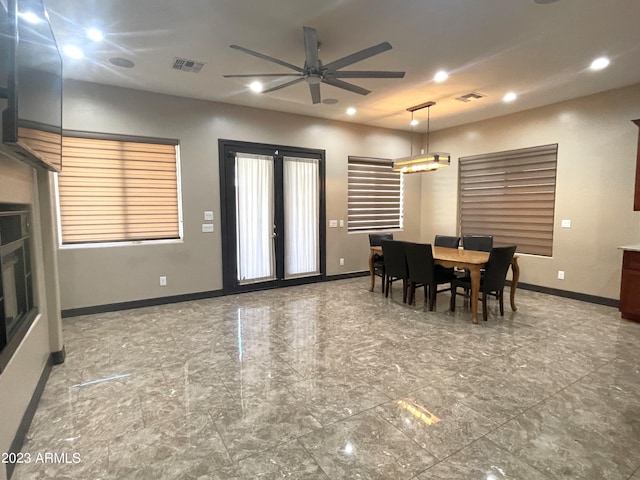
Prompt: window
<box><xmin>347</xmin><ymin>156</ymin><xmax>403</xmax><ymax>232</ymax></box>
<box><xmin>459</xmin><ymin>144</ymin><xmax>558</xmax><ymax>256</ymax></box>
<box><xmin>57</xmin><ymin>134</ymin><xmax>181</xmax><ymax>245</ymax></box>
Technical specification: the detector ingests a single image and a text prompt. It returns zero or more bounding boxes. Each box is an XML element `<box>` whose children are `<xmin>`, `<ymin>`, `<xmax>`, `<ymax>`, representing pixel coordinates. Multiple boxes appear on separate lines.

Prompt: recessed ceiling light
<box><xmin>503</xmin><ymin>92</ymin><xmax>517</xmax><ymax>102</ymax></box>
<box><xmin>86</xmin><ymin>28</ymin><xmax>104</xmax><ymax>42</ymax></box>
<box><xmin>434</xmin><ymin>70</ymin><xmax>449</xmax><ymax>83</ymax></box>
<box><xmin>19</xmin><ymin>11</ymin><xmax>42</xmax><ymax>24</ymax></box>
<box><xmin>346</xmin><ymin>107</ymin><xmax>356</xmax><ymax>115</ymax></box>
<box><xmin>63</xmin><ymin>45</ymin><xmax>84</xmax><ymax>60</ymax></box>
<box><xmin>109</xmin><ymin>57</ymin><xmax>135</xmax><ymax>68</ymax></box>
<box><xmin>590</xmin><ymin>56</ymin><xmax>610</xmax><ymax>71</ymax></box>
<box><xmin>249</xmin><ymin>81</ymin><xmax>263</xmax><ymax>93</ymax></box>
<box><xmin>410</xmin><ymin>119</ymin><xmax>419</xmax><ymax>126</ymax></box>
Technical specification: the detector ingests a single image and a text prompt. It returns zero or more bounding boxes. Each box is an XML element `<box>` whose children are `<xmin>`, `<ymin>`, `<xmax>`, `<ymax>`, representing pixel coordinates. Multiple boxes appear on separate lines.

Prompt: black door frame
<box><xmin>219</xmin><ymin>139</ymin><xmax>326</xmax><ymax>294</ymax></box>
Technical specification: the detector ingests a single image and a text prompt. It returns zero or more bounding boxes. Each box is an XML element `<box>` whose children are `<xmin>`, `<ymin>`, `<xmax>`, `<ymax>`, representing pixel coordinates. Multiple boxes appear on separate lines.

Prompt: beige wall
<box><xmin>421</xmin><ymin>83</ymin><xmax>640</xmax><ymax>300</ymax></box>
<box><xmin>0</xmin><ymin>155</ymin><xmax>52</xmax><ymax>480</ymax></box>
<box><xmin>59</xmin><ymin>80</ymin><xmax>640</xmax><ymax>308</ymax></box>
<box><xmin>59</xmin><ymin>80</ymin><xmax>420</xmax><ymax>309</ymax></box>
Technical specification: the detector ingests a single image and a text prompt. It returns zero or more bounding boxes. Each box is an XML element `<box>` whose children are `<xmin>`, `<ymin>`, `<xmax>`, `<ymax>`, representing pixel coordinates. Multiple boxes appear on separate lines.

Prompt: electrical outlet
<box><xmin>557</xmin><ymin>270</ymin><xmax>565</xmax><ymax>280</ymax></box>
<box><xmin>561</xmin><ymin>219</ymin><xmax>571</xmax><ymax>228</ymax></box>
<box><xmin>160</xmin><ymin>276</ymin><xmax>167</xmax><ymax>286</ymax></box>
<box><xmin>329</xmin><ymin>220</ymin><xmax>338</xmax><ymax>228</ymax></box>
<box><xmin>339</xmin><ymin>258</ymin><xmax>344</xmax><ymax>266</ymax></box>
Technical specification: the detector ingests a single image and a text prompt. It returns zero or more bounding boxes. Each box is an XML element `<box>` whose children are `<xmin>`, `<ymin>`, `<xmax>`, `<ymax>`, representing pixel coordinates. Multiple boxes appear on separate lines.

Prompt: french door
<box><xmin>219</xmin><ymin>140</ymin><xmax>326</xmax><ymax>293</ymax></box>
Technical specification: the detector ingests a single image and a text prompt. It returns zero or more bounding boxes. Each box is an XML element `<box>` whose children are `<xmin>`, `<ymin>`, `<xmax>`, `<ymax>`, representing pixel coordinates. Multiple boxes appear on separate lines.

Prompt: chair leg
<box><xmin>407</xmin><ymin>281</ymin><xmax>414</xmax><ymax>305</ymax></box>
<box><xmin>499</xmin><ymin>290</ymin><xmax>504</xmax><ymax>316</ymax></box>
<box><xmin>385</xmin><ymin>277</ymin><xmax>390</xmax><ymax>298</ymax></box>
<box><xmin>381</xmin><ymin>272</ymin><xmax>386</xmax><ymax>294</ymax></box>
<box><xmin>482</xmin><ymin>292</ymin><xmax>488</xmax><ymax>321</ymax></box>
<box><xmin>450</xmin><ymin>285</ymin><xmax>456</xmax><ymax>311</ymax></box>
<box><xmin>402</xmin><ymin>279</ymin><xmax>408</xmax><ymax>304</ymax></box>
<box><xmin>429</xmin><ymin>283</ymin><xmax>437</xmax><ymax>311</ymax></box>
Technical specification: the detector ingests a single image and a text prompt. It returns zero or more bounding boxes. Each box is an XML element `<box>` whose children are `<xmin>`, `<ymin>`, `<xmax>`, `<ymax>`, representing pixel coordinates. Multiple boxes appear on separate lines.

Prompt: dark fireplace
<box><xmin>0</xmin><ymin>204</ymin><xmax>36</xmax><ymax>373</ymax></box>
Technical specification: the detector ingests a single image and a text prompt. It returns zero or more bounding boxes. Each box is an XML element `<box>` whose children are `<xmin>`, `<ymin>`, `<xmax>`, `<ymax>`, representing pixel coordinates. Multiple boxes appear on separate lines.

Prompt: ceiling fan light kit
<box><xmin>224</xmin><ymin>26</ymin><xmax>405</xmax><ymax>104</ymax></box>
<box><xmin>392</xmin><ymin>101</ymin><xmax>451</xmax><ymax>174</ymax></box>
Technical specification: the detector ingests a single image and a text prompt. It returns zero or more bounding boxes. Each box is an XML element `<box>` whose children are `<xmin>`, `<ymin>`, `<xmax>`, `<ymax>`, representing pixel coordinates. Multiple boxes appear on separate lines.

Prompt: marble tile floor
<box><xmin>11</xmin><ymin>278</ymin><xmax>640</xmax><ymax>480</ymax></box>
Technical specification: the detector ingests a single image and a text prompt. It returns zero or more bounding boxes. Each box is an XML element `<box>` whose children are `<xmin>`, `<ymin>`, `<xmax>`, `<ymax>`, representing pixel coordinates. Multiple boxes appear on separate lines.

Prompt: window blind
<box><xmin>58</xmin><ymin>136</ymin><xmax>180</xmax><ymax>244</ymax></box>
<box><xmin>347</xmin><ymin>156</ymin><xmax>403</xmax><ymax>232</ymax></box>
<box><xmin>459</xmin><ymin>144</ymin><xmax>558</xmax><ymax>256</ymax></box>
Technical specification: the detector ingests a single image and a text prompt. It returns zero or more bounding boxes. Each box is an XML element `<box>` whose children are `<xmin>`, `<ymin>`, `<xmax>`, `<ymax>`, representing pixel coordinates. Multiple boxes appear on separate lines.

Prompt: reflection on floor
<box><xmin>12</xmin><ymin>278</ymin><xmax>640</xmax><ymax>480</ymax></box>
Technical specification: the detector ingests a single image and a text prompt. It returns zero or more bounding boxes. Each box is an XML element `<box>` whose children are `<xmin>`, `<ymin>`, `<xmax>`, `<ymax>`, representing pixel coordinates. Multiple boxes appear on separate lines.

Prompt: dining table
<box><xmin>368</xmin><ymin>245</ymin><xmax>520</xmax><ymax>324</ymax></box>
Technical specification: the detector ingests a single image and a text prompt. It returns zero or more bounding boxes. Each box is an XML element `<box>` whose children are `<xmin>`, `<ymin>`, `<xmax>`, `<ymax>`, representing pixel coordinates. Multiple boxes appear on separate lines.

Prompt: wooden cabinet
<box><xmin>634</xmin><ymin>119</ymin><xmax>640</xmax><ymax>211</ymax></box>
<box><xmin>621</xmin><ymin>250</ymin><xmax>640</xmax><ymax>321</ymax></box>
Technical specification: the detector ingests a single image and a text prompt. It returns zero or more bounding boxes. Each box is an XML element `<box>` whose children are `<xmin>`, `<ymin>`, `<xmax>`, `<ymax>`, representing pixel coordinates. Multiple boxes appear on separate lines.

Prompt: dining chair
<box><xmin>462</xmin><ymin>235</ymin><xmax>493</xmax><ymax>252</ymax></box>
<box><xmin>434</xmin><ymin>235</ymin><xmax>461</xmax><ymax>289</ymax></box>
<box><xmin>381</xmin><ymin>240</ymin><xmax>409</xmax><ymax>303</ymax></box>
<box><xmin>434</xmin><ymin>235</ymin><xmax>461</xmax><ymax>249</ymax></box>
<box><xmin>450</xmin><ymin>245</ymin><xmax>517</xmax><ymax>321</ymax></box>
<box><xmin>404</xmin><ymin>242</ymin><xmax>457</xmax><ymax>311</ymax></box>
<box><xmin>369</xmin><ymin>233</ymin><xmax>394</xmax><ymax>293</ymax></box>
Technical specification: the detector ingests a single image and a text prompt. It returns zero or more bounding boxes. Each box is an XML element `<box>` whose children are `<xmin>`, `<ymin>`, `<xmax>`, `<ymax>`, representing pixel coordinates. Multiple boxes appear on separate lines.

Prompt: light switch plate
<box><xmin>339</xmin><ymin>219</ymin><xmax>344</xmax><ymax>227</ymax></box>
<box><xmin>561</xmin><ymin>219</ymin><xmax>571</xmax><ymax>228</ymax></box>
<box><xmin>202</xmin><ymin>223</ymin><xmax>214</xmax><ymax>233</ymax></box>
<box><xmin>329</xmin><ymin>220</ymin><xmax>338</xmax><ymax>228</ymax></box>
<box><xmin>204</xmin><ymin>211</ymin><xmax>214</xmax><ymax>221</ymax></box>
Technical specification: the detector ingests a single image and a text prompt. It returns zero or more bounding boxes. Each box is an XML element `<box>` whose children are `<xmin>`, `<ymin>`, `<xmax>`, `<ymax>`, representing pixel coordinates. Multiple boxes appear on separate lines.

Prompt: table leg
<box><xmin>510</xmin><ymin>257</ymin><xmax>520</xmax><ymax>311</ymax></box>
<box><xmin>470</xmin><ymin>266</ymin><xmax>481</xmax><ymax>324</ymax></box>
<box><xmin>369</xmin><ymin>249</ymin><xmax>375</xmax><ymax>292</ymax></box>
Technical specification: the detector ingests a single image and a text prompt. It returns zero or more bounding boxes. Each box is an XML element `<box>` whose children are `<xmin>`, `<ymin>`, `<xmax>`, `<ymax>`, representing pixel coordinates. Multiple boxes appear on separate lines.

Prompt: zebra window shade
<box><xmin>459</xmin><ymin>144</ymin><xmax>558</xmax><ymax>257</ymax></box>
<box><xmin>348</xmin><ymin>156</ymin><xmax>403</xmax><ymax>232</ymax></box>
<box><xmin>58</xmin><ymin>136</ymin><xmax>180</xmax><ymax>244</ymax></box>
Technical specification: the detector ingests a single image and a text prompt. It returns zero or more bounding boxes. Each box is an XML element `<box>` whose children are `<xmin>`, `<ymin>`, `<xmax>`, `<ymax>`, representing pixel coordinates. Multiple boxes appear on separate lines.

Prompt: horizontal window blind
<box><xmin>58</xmin><ymin>136</ymin><xmax>180</xmax><ymax>244</ymax></box>
<box><xmin>348</xmin><ymin>156</ymin><xmax>403</xmax><ymax>232</ymax></box>
<box><xmin>459</xmin><ymin>144</ymin><xmax>558</xmax><ymax>256</ymax></box>
<box><xmin>18</xmin><ymin>126</ymin><xmax>62</xmax><ymax>171</ymax></box>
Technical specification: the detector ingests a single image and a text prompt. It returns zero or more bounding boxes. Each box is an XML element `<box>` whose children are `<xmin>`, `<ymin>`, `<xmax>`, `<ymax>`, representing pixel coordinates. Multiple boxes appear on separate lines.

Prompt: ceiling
<box><xmin>44</xmin><ymin>0</ymin><xmax>640</xmax><ymax>132</ymax></box>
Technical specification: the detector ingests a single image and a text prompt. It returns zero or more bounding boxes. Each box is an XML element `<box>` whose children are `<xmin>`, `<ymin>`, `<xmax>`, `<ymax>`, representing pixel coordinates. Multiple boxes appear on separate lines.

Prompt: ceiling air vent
<box><xmin>172</xmin><ymin>57</ymin><xmax>205</xmax><ymax>73</ymax></box>
<box><xmin>455</xmin><ymin>92</ymin><xmax>487</xmax><ymax>103</ymax></box>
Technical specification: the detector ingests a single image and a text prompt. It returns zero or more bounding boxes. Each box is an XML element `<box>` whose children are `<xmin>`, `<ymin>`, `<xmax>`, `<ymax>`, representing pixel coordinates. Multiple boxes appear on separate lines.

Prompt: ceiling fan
<box><xmin>223</xmin><ymin>26</ymin><xmax>405</xmax><ymax>104</ymax></box>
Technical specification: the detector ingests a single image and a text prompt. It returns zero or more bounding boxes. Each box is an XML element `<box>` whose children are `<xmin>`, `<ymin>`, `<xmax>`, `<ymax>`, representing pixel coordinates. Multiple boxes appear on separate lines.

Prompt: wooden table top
<box><xmin>370</xmin><ymin>245</ymin><xmax>489</xmax><ymax>265</ymax></box>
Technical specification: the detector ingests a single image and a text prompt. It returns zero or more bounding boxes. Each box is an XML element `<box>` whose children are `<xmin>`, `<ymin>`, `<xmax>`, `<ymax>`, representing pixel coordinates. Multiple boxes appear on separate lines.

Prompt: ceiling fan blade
<box><xmin>262</xmin><ymin>77</ymin><xmax>305</xmax><ymax>93</ymax></box>
<box><xmin>223</xmin><ymin>73</ymin><xmax>302</xmax><ymax>78</ymax></box>
<box><xmin>229</xmin><ymin>44</ymin><xmax>303</xmax><ymax>73</ymax></box>
<box><xmin>309</xmin><ymin>83</ymin><xmax>321</xmax><ymax>104</ymax></box>
<box><xmin>328</xmin><ymin>71</ymin><xmax>405</xmax><ymax>79</ymax></box>
<box><xmin>323</xmin><ymin>42</ymin><xmax>392</xmax><ymax>72</ymax></box>
<box><xmin>303</xmin><ymin>26</ymin><xmax>320</xmax><ymax>70</ymax></box>
<box><xmin>322</xmin><ymin>77</ymin><xmax>371</xmax><ymax>96</ymax></box>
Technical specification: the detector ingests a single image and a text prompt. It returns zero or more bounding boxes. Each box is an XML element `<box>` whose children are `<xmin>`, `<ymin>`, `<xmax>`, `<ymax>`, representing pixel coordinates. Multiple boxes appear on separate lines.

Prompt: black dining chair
<box><xmin>381</xmin><ymin>240</ymin><xmax>409</xmax><ymax>303</ymax></box>
<box><xmin>369</xmin><ymin>233</ymin><xmax>394</xmax><ymax>293</ymax></box>
<box><xmin>450</xmin><ymin>245</ymin><xmax>517</xmax><ymax>321</ymax></box>
<box><xmin>434</xmin><ymin>235</ymin><xmax>461</xmax><ymax>290</ymax></box>
<box><xmin>404</xmin><ymin>242</ymin><xmax>458</xmax><ymax>311</ymax></box>
<box><xmin>434</xmin><ymin>235</ymin><xmax>461</xmax><ymax>249</ymax></box>
<box><xmin>462</xmin><ymin>235</ymin><xmax>493</xmax><ymax>252</ymax></box>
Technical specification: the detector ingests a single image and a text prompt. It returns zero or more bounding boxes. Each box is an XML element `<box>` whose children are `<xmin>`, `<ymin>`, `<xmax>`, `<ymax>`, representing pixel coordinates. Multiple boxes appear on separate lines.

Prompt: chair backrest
<box><xmin>369</xmin><ymin>233</ymin><xmax>394</xmax><ymax>247</ymax></box>
<box><xmin>381</xmin><ymin>240</ymin><xmax>408</xmax><ymax>279</ymax></box>
<box><xmin>482</xmin><ymin>245</ymin><xmax>517</xmax><ymax>293</ymax></box>
<box><xmin>463</xmin><ymin>235</ymin><xmax>493</xmax><ymax>252</ymax></box>
<box><xmin>434</xmin><ymin>235</ymin><xmax>460</xmax><ymax>249</ymax></box>
<box><xmin>404</xmin><ymin>242</ymin><xmax>436</xmax><ymax>284</ymax></box>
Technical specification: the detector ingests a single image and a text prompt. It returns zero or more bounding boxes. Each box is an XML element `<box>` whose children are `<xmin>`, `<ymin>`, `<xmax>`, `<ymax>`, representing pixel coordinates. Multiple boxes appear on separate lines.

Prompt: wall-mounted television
<box><xmin>0</xmin><ymin>0</ymin><xmax>62</xmax><ymax>172</ymax></box>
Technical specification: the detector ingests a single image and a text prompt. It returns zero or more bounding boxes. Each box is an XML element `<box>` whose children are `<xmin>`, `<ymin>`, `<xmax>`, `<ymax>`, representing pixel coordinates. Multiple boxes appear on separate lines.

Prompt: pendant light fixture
<box><xmin>392</xmin><ymin>101</ymin><xmax>450</xmax><ymax>174</ymax></box>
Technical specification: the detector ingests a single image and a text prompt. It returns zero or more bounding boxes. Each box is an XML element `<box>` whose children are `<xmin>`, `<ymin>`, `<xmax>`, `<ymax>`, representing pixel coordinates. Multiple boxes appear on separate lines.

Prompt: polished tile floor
<box><xmin>12</xmin><ymin>278</ymin><xmax>640</xmax><ymax>480</ymax></box>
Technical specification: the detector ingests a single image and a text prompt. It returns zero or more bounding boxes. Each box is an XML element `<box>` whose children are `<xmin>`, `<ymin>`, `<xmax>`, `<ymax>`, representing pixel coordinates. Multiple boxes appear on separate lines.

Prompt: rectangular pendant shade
<box><xmin>392</xmin><ymin>152</ymin><xmax>451</xmax><ymax>173</ymax></box>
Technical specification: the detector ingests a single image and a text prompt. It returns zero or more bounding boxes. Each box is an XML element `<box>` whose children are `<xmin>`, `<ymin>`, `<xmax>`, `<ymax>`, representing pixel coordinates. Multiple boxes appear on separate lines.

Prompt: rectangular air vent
<box><xmin>171</xmin><ymin>57</ymin><xmax>205</xmax><ymax>73</ymax></box>
<box><xmin>455</xmin><ymin>92</ymin><xmax>487</xmax><ymax>103</ymax></box>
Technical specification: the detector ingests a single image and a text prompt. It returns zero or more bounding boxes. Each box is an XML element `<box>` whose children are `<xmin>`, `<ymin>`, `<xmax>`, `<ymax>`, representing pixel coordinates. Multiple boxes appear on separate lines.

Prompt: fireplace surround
<box><xmin>0</xmin><ymin>204</ymin><xmax>37</xmax><ymax>373</ymax></box>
